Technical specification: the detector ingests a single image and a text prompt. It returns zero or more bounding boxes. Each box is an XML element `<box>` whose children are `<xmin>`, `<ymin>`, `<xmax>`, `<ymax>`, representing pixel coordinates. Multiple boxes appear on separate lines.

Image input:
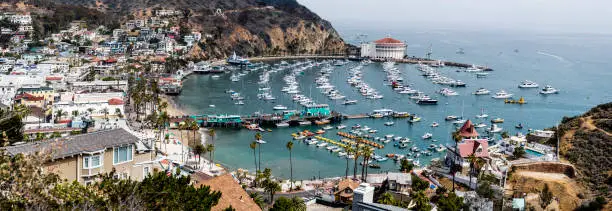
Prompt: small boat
<box><xmin>487</xmin><ymin>124</ymin><xmax>503</xmax><ymax>133</ymax></box>
<box><xmin>273</xmin><ymin>105</ymin><xmax>288</xmax><ymax>110</ymax></box>
<box><xmin>369</xmin><ymin>129</ymin><xmax>378</xmax><ymax>133</ymax></box>
<box><xmin>342</xmin><ymin>100</ymin><xmax>358</xmax><ymax>105</ymax></box>
<box><xmin>540</xmin><ymin>85</ymin><xmax>559</xmax><ymax>94</ymax></box>
<box><xmin>369</xmin><ymin>164</ymin><xmax>381</xmax><ymax>169</ymax></box>
<box><xmin>473</xmin><ymin>88</ymin><xmax>491</xmax><ymax>95</ymax></box>
<box><xmin>515</xmin><ymin>123</ymin><xmax>524</xmax><ymax>129</ymax></box>
<box><xmin>476</xmin><ymin>109</ymin><xmax>488</xmax><ymax>118</ymax></box>
<box><xmin>452</xmin><ymin>119</ymin><xmax>467</xmax><ymax>125</ymax></box>
<box><xmin>422</xmin><ymin>133</ymin><xmax>433</xmax><ymax>139</ymax></box>
<box><xmin>474</xmin><ymin>123</ymin><xmax>487</xmax><ymax>128</ymax></box>
<box><xmin>235</xmin><ymin>101</ymin><xmax>245</xmax><ymax>105</ymax></box>
<box><xmin>492</xmin><ymin>90</ymin><xmax>513</xmax><ymax>99</ymax></box>
<box><xmin>352</xmin><ymin>124</ymin><xmax>362</xmax><ymax>129</ymax></box>
<box><xmin>417</xmin><ymin>99</ymin><xmax>438</xmax><ymax>105</ymax></box>
<box><xmin>398</xmin><ymin>143</ymin><xmax>409</xmax><ymax>149</ymax></box>
<box><xmin>376</xmin><ymin>157</ymin><xmax>388</xmax><ymax>162</ymax></box>
<box><xmin>476</xmin><ymin>72</ymin><xmax>489</xmax><ymax>78</ymax></box>
<box><xmin>408</xmin><ymin>116</ymin><xmax>421</xmax><ymax>123</ymax></box>
<box><xmin>299</xmin><ymin>121</ymin><xmax>311</xmax><ymax>126</ymax></box>
<box><xmin>209</xmin><ymin>104</ymin><xmax>216</xmax><ymax>108</ymax></box>
<box><xmin>431</xmin><ymin>122</ymin><xmax>439</xmax><ymax>127</ymax></box>
<box><xmin>445</xmin><ymin>115</ymin><xmax>459</xmax><ymax>121</ymax></box>
<box><xmin>336</xmin><ymin>125</ymin><xmax>347</xmax><ymax>129</ymax></box>
<box><xmin>315</xmin><ymin>130</ymin><xmax>325</xmax><ymax>134</ymax></box>
<box><xmin>491</xmin><ymin>118</ymin><xmax>505</xmax><ymax>123</ymax></box>
<box><xmin>211</xmin><ymin>75</ymin><xmax>221</xmax><ymax>79</ymax></box>
<box><xmin>332</xmin><ymin>148</ymin><xmax>342</xmax><ymax>152</ymax></box>
<box><xmin>293</xmin><ymin>135</ymin><xmax>306</xmax><ymax>140</ymax></box>
<box><xmin>276</xmin><ymin>122</ymin><xmax>290</xmax><ymax>127</ymax></box>
<box><xmin>317</xmin><ymin>142</ymin><xmax>328</xmax><ymax>147</ymax></box>
<box><xmin>338</xmin><ymin>152</ymin><xmax>347</xmax><ymax>157</ymax></box>
<box><xmin>256</xmin><ymin>139</ymin><xmax>267</xmax><ymax>144</ymax></box>
<box><xmin>384</xmin><ymin>122</ymin><xmax>395</xmax><ymax>126</ymax></box>
<box><xmin>518</xmin><ymin>80</ymin><xmax>539</xmax><ymax>88</ymax></box>
<box><xmin>307</xmin><ymin>139</ymin><xmax>318</xmax><ymax>145</ymax></box>
<box><xmin>326</xmin><ymin>146</ymin><xmax>335</xmax><ymax>150</ymax></box>
<box><xmin>266</xmin><ymin>129</ymin><xmax>272</xmax><ymax>132</ymax></box>
<box><xmin>323</xmin><ymin>126</ymin><xmax>333</xmax><ymax>130</ymax></box>
<box><xmin>385</xmin><ymin>134</ymin><xmax>394</xmax><ymax>139</ymax></box>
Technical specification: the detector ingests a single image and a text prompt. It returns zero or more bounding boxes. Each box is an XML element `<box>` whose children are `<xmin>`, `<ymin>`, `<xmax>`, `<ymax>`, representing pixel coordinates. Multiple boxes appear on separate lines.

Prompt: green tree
<box><xmin>263</xmin><ymin>178</ymin><xmax>281</xmax><ymax>203</ymax></box>
<box><xmin>377</xmin><ymin>192</ymin><xmax>395</xmax><ymax>205</ymax></box>
<box><xmin>193</xmin><ymin>144</ymin><xmax>205</xmax><ymax>169</ymax></box>
<box><xmin>361</xmin><ymin>146</ymin><xmax>373</xmax><ymax>181</ymax></box>
<box><xmin>135</xmin><ymin>171</ymin><xmax>222</xmax><ymax>210</ymax></box>
<box><xmin>255</xmin><ymin>132</ymin><xmax>263</xmax><ymax>171</ymax></box>
<box><xmin>54</xmin><ymin>109</ymin><xmax>67</xmax><ymax>123</ymax></box>
<box><xmin>270</xmin><ymin>196</ymin><xmax>306</xmax><ymax>211</ymax></box>
<box><xmin>411</xmin><ymin>191</ymin><xmax>432</xmax><ymax>211</ymax></box>
<box><xmin>286</xmin><ymin>141</ymin><xmax>294</xmax><ymax>191</ymax></box>
<box><xmin>206</xmin><ymin>143</ymin><xmax>215</xmax><ymax>169</ymax></box>
<box><xmin>353</xmin><ymin>145</ymin><xmax>361</xmax><ymax>180</ymax></box>
<box><xmin>400</xmin><ymin>159</ymin><xmax>414</xmax><ymax>172</ymax></box>
<box><xmin>466</xmin><ymin>153</ymin><xmax>478</xmax><ymax>189</ymax></box>
<box><xmin>250</xmin><ymin>141</ymin><xmax>258</xmax><ymax>186</ymax></box>
<box><xmin>344</xmin><ymin>145</ymin><xmax>353</xmax><ymax>178</ymax></box>
<box><xmin>412</xmin><ymin>174</ymin><xmax>430</xmax><ymax>192</ymax></box>
<box><xmin>540</xmin><ymin>184</ymin><xmax>553</xmax><ymax>208</ymax></box>
<box><xmin>249</xmin><ymin>192</ymin><xmax>265</xmax><ymax>209</ymax></box>
<box><xmin>513</xmin><ymin>146</ymin><xmax>526</xmax><ymax>159</ymax></box>
<box><xmin>436</xmin><ymin>192</ymin><xmax>464</xmax><ymax>211</ymax></box>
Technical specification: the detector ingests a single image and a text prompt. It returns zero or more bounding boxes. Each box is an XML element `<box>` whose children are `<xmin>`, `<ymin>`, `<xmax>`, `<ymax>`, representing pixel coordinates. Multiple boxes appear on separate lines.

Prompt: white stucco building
<box><xmin>360</xmin><ymin>37</ymin><xmax>407</xmax><ymax>59</ymax></box>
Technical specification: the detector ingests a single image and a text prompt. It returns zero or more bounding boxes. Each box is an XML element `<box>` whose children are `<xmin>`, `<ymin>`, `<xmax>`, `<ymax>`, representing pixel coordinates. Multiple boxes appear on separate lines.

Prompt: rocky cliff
<box><xmin>30</xmin><ymin>0</ymin><xmax>346</xmax><ymax>59</ymax></box>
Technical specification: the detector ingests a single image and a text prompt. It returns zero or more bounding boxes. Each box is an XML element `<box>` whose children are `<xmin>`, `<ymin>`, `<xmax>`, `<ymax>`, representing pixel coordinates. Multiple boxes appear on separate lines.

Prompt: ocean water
<box><xmin>173</xmin><ymin>29</ymin><xmax>611</xmax><ymax>179</ymax></box>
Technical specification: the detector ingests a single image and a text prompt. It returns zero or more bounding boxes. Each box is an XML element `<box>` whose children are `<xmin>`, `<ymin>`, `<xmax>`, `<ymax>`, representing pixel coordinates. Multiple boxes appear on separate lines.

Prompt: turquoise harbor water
<box><xmin>173</xmin><ymin>30</ymin><xmax>611</xmax><ymax>180</ymax></box>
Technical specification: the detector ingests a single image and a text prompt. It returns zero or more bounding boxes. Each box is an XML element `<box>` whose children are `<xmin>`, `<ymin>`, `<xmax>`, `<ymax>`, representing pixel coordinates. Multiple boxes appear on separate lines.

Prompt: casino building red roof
<box><xmin>459</xmin><ymin>120</ymin><xmax>479</xmax><ymax>138</ymax></box>
<box><xmin>374</xmin><ymin>37</ymin><xmax>403</xmax><ymax>44</ymax></box>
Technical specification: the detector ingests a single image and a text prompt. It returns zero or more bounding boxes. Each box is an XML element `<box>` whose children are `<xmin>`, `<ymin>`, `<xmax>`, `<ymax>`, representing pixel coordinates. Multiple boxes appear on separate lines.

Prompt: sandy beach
<box><xmin>160</xmin><ymin>95</ymin><xmax>187</xmax><ymax>117</ymax></box>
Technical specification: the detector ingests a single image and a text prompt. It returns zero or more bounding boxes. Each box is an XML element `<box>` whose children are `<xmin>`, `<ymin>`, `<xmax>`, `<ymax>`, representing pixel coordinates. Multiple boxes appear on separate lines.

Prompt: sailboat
<box><xmin>476</xmin><ymin>108</ymin><xmax>489</xmax><ymax>118</ymax></box>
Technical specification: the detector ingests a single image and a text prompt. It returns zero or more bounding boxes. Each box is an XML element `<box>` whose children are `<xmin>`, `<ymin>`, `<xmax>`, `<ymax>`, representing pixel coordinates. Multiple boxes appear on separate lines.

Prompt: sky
<box><xmin>297</xmin><ymin>0</ymin><xmax>612</xmax><ymax>34</ymax></box>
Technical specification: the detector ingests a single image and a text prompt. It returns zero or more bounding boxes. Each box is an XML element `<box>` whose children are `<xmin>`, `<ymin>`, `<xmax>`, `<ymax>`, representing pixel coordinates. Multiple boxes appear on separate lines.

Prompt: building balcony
<box><xmin>81</xmin><ymin>167</ymin><xmax>103</xmax><ymax>177</ymax></box>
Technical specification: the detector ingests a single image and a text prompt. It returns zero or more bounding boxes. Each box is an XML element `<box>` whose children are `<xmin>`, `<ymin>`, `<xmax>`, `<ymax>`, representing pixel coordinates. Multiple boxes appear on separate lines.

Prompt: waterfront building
<box><xmin>302</xmin><ymin>104</ymin><xmax>330</xmax><ymax>116</ymax></box>
<box><xmin>360</xmin><ymin>36</ymin><xmax>407</xmax><ymax>60</ymax></box>
<box><xmin>1</xmin><ymin>128</ymin><xmax>155</xmax><ymax>185</ymax></box>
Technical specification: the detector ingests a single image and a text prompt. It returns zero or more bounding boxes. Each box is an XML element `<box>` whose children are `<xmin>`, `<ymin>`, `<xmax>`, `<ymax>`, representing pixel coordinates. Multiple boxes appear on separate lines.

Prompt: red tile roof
<box><xmin>459</xmin><ymin>120</ymin><xmax>478</xmax><ymax>138</ymax></box>
<box><xmin>457</xmin><ymin>139</ymin><xmax>489</xmax><ymax>158</ymax></box>
<box><xmin>374</xmin><ymin>37</ymin><xmax>403</xmax><ymax>44</ymax></box>
<box><xmin>46</xmin><ymin>76</ymin><xmax>63</xmax><ymax>81</ymax></box>
<box><xmin>108</xmin><ymin>98</ymin><xmax>124</xmax><ymax>105</ymax></box>
<box><xmin>14</xmin><ymin>93</ymin><xmax>44</xmax><ymax>101</ymax></box>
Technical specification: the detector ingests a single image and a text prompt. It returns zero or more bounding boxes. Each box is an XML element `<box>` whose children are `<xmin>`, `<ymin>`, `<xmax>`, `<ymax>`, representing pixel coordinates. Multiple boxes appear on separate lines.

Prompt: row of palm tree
<box><xmin>340</xmin><ymin>143</ymin><xmax>375</xmax><ymax>181</ymax></box>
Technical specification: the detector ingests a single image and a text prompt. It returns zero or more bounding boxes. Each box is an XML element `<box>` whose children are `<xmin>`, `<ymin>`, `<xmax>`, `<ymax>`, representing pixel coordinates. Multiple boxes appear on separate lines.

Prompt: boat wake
<box><xmin>536</xmin><ymin>51</ymin><xmax>571</xmax><ymax>64</ymax></box>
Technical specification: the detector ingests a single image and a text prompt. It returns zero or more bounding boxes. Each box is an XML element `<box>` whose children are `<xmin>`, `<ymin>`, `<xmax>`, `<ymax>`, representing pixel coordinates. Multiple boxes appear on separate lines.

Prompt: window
<box><xmin>83</xmin><ymin>155</ymin><xmax>102</xmax><ymax>169</ymax></box>
<box><xmin>143</xmin><ymin>166</ymin><xmax>150</xmax><ymax>176</ymax></box>
<box><xmin>113</xmin><ymin>145</ymin><xmax>133</xmax><ymax>164</ymax></box>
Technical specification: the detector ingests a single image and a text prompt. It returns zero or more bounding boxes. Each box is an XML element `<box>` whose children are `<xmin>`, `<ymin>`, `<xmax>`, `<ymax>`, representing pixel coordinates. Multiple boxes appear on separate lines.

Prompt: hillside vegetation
<box><xmin>555</xmin><ymin>102</ymin><xmax>612</xmax><ymax>198</ymax></box>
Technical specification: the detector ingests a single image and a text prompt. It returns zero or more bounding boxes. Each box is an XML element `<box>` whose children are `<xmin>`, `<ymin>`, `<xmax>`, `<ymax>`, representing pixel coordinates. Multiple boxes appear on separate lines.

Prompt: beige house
<box><xmin>3</xmin><ymin>128</ymin><xmax>154</xmax><ymax>185</ymax></box>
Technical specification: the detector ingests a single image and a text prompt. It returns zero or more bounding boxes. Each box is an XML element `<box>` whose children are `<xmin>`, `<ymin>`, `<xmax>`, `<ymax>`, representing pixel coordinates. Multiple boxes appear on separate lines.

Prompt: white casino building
<box><xmin>360</xmin><ymin>37</ymin><xmax>407</xmax><ymax>59</ymax></box>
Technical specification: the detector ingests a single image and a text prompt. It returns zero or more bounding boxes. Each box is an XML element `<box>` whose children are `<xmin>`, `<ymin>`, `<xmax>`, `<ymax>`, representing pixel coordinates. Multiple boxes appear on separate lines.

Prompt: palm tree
<box><xmin>361</xmin><ymin>146</ymin><xmax>373</xmax><ymax>181</ymax></box>
<box><xmin>71</xmin><ymin>110</ymin><xmax>79</xmax><ymax>119</ymax></box>
<box><xmin>178</xmin><ymin>123</ymin><xmax>186</xmax><ymax>162</ymax></box>
<box><xmin>466</xmin><ymin>153</ymin><xmax>479</xmax><ymax>189</ymax></box>
<box><xmin>255</xmin><ymin>132</ymin><xmax>262</xmax><ymax>171</ymax></box>
<box><xmin>54</xmin><ymin>109</ymin><xmax>67</xmax><ymax>123</ymax></box>
<box><xmin>206</xmin><ymin>144</ymin><xmax>215</xmax><ymax>169</ymax></box>
<box><xmin>264</xmin><ymin>179</ymin><xmax>281</xmax><ymax>203</ymax></box>
<box><xmin>353</xmin><ymin>145</ymin><xmax>361</xmax><ymax>180</ymax></box>
<box><xmin>286</xmin><ymin>141</ymin><xmax>294</xmax><ymax>191</ymax></box>
<box><xmin>250</xmin><ymin>141</ymin><xmax>258</xmax><ymax>186</ymax></box>
<box><xmin>344</xmin><ymin>145</ymin><xmax>353</xmax><ymax>179</ymax></box>
<box><xmin>193</xmin><ymin>144</ymin><xmax>205</xmax><ymax>169</ymax></box>
<box><xmin>101</xmin><ymin>107</ymin><xmax>109</xmax><ymax>119</ymax></box>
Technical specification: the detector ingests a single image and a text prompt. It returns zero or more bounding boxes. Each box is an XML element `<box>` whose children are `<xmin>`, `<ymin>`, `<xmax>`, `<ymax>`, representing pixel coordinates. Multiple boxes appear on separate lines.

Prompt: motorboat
<box><xmin>476</xmin><ymin>109</ymin><xmax>488</xmax><ymax>118</ymax></box>
<box><xmin>439</xmin><ymin>88</ymin><xmax>459</xmax><ymax>96</ymax></box>
<box><xmin>276</xmin><ymin>122</ymin><xmax>289</xmax><ymax>127</ymax></box>
<box><xmin>369</xmin><ymin>129</ymin><xmax>378</xmax><ymax>133</ymax></box>
<box><xmin>337</xmin><ymin>125</ymin><xmax>347</xmax><ymax>129</ymax></box>
<box><xmin>473</xmin><ymin>88</ymin><xmax>491</xmax><ymax>95</ymax></box>
<box><xmin>273</xmin><ymin>105</ymin><xmax>287</xmax><ymax>110</ymax></box>
<box><xmin>342</xmin><ymin>100</ymin><xmax>358</xmax><ymax>105</ymax></box>
<box><xmin>323</xmin><ymin>126</ymin><xmax>333</xmax><ymax>130</ymax></box>
<box><xmin>256</xmin><ymin>139</ymin><xmax>267</xmax><ymax>144</ymax></box>
<box><xmin>416</xmin><ymin>99</ymin><xmax>438</xmax><ymax>105</ymax></box>
<box><xmin>422</xmin><ymin>133</ymin><xmax>433</xmax><ymax>139</ymax></box>
<box><xmin>209</xmin><ymin>104</ymin><xmax>216</xmax><ymax>108</ymax></box>
<box><xmin>515</xmin><ymin>123</ymin><xmax>524</xmax><ymax>129</ymax></box>
<box><xmin>408</xmin><ymin>116</ymin><xmax>421</xmax><ymax>123</ymax></box>
<box><xmin>540</xmin><ymin>85</ymin><xmax>559</xmax><ymax>94</ymax></box>
<box><xmin>235</xmin><ymin>101</ymin><xmax>245</xmax><ymax>105</ymax></box>
<box><xmin>326</xmin><ymin>146</ymin><xmax>336</xmax><ymax>150</ymax></box>
<box><xmin>338</xmin><ymin>152</ymin><xmax>347</xmax><ymax>157</ymax></box>
<box><xmin>315</xmin><ymin>130</ymin><xmax>325</xmax><ymax>134</ymax></box>
<box><xmin>476</xmin><ymin>72</ymin><xmax>489</xmax><ymax>78</ymax></box>
<box><xmin>445</xmin><ymin>115</ymin><xmax>459</xmax><ymax>121</ymax></box>
<box><xmin>487</xmin><ymin>124</ymin><xmax>503</xmax><ymax>133</ymax></box>
<box><xmin>518</xmin><ymin>80</ymin><xmax>539</xmax><ymax>88</ymax></box>
<box><xmin>474</xmin><ymin>123</ymin><xmax>487</xmax><ymax>128</ymax></box>
<box><xmin>452</xmin><ymin>119</ymin><xmax>467</xmax><ymax>125</ymax></box>
<box><xmin>491</xmin><ymin>118</ymin><xmax>504</xmax><ymax>123</ymax></box>
<box><xmin>384</xmin><ymin>122</ymin><xmax>395</xmax><ymax>126</ymax></box>
<box><xmin>317</xmin><ymin>142</ymin><xmax>328</xmax><ymax>147</ymax></box>
<box><xmin>492</xmin><ymin>90</ymin><xmax>513</xmax><ymax>99</ymax></box>
<box><xmin>385</xmin><ymin>134</ymin><xmax>394</xmax><ymax>139</ymax></box>
<box><xmin>398</xmin><ymin>143</ymin><xmax>409</xmax><ymax>149</ymax></box>
<box><xmin>211</xmin><ymin>75</ymin><xmax>221</xmax><ymax>79</ymax></box>
<box><xmin>431</xmin><ymin>122</ymin><xmax>439</xmax><ymax>127</ymax></box>
<box><xmin>307</xmin><ymin>139</ymin><xmax>318</xmax><ymax>145</ymax></box>
<box><xmin>299</xmin><ymin>121</ymin><xmax>311</xmax><ymax>126</ymax></box>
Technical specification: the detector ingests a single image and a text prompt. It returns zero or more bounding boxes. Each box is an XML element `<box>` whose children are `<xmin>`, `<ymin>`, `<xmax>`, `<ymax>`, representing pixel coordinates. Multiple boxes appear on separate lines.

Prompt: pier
<box><xmin>371</xmin><ymin>58</ymin><xmax>493</xmax><ymax>71</ymax></box>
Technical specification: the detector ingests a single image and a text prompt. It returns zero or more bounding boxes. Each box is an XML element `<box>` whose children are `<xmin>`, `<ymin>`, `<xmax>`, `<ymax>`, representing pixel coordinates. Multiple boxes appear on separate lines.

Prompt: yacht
<box><xmin>227</xmin><ymin>51</ymin><xmax>250</xmax><ymax>65</ymax></box>
<box><xmin>474</xmin><ymin>123</ymin><xmax>487</xmax><ymax>128</ymax></box>
<box><xmin>273</xmin><ymin>105</ymin><xmax>288</xmax><ymax>110</ymax></box>
<box><xmin>492</xmin><ymin>90</ymin><xmax>513</xmax><ymax>99</ymax></box>
<box><xmin>384</xmin><ymin>122</ymin><xmax>395</xmax><ymax>126</ymax></box>
<box><xmin>439</xmin><ymin>88</ymin><xmax>459</xmax><ymax>96</ymax></box>
<box><xmin>342</xmin><ymin>100</ymin><xmax>358</xmax><ymax>105</ymax></box>
<box><xmin>473</xmin><ymin>88</ymin><xmax>491</xmax><ymax>95</ymax></box>
<box><xmin>431</xmin><ymin>122</ymin><xmax>439</xmax><ymax>127</ymax></box>
<box><xmin>518</xmin><ymin>80</ymin><xmax>539</xmax><ymax>88</ymax></box>
<box><xmin>417</xmin><ymin>99</ymin><xmax>438</xmax><ymax>105</ymax></box>
<box><xmin>476</xmin><ymin>109</ymin><xmax>488</xmax><ymax>118</ymax></box>
<box><xmin>540</xmin><ymin>85</ymin><xmax>559</xmax><ymax>94</ymax></box>
<box><xmin>487</xmin><ymin>124</ymin><xmax>503</xmax><ymax>133</ymax></box>
<box><xmin>422</xmin><ymin>133</ymin><xmax>433</xmax><ymax>139</ymax></box>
